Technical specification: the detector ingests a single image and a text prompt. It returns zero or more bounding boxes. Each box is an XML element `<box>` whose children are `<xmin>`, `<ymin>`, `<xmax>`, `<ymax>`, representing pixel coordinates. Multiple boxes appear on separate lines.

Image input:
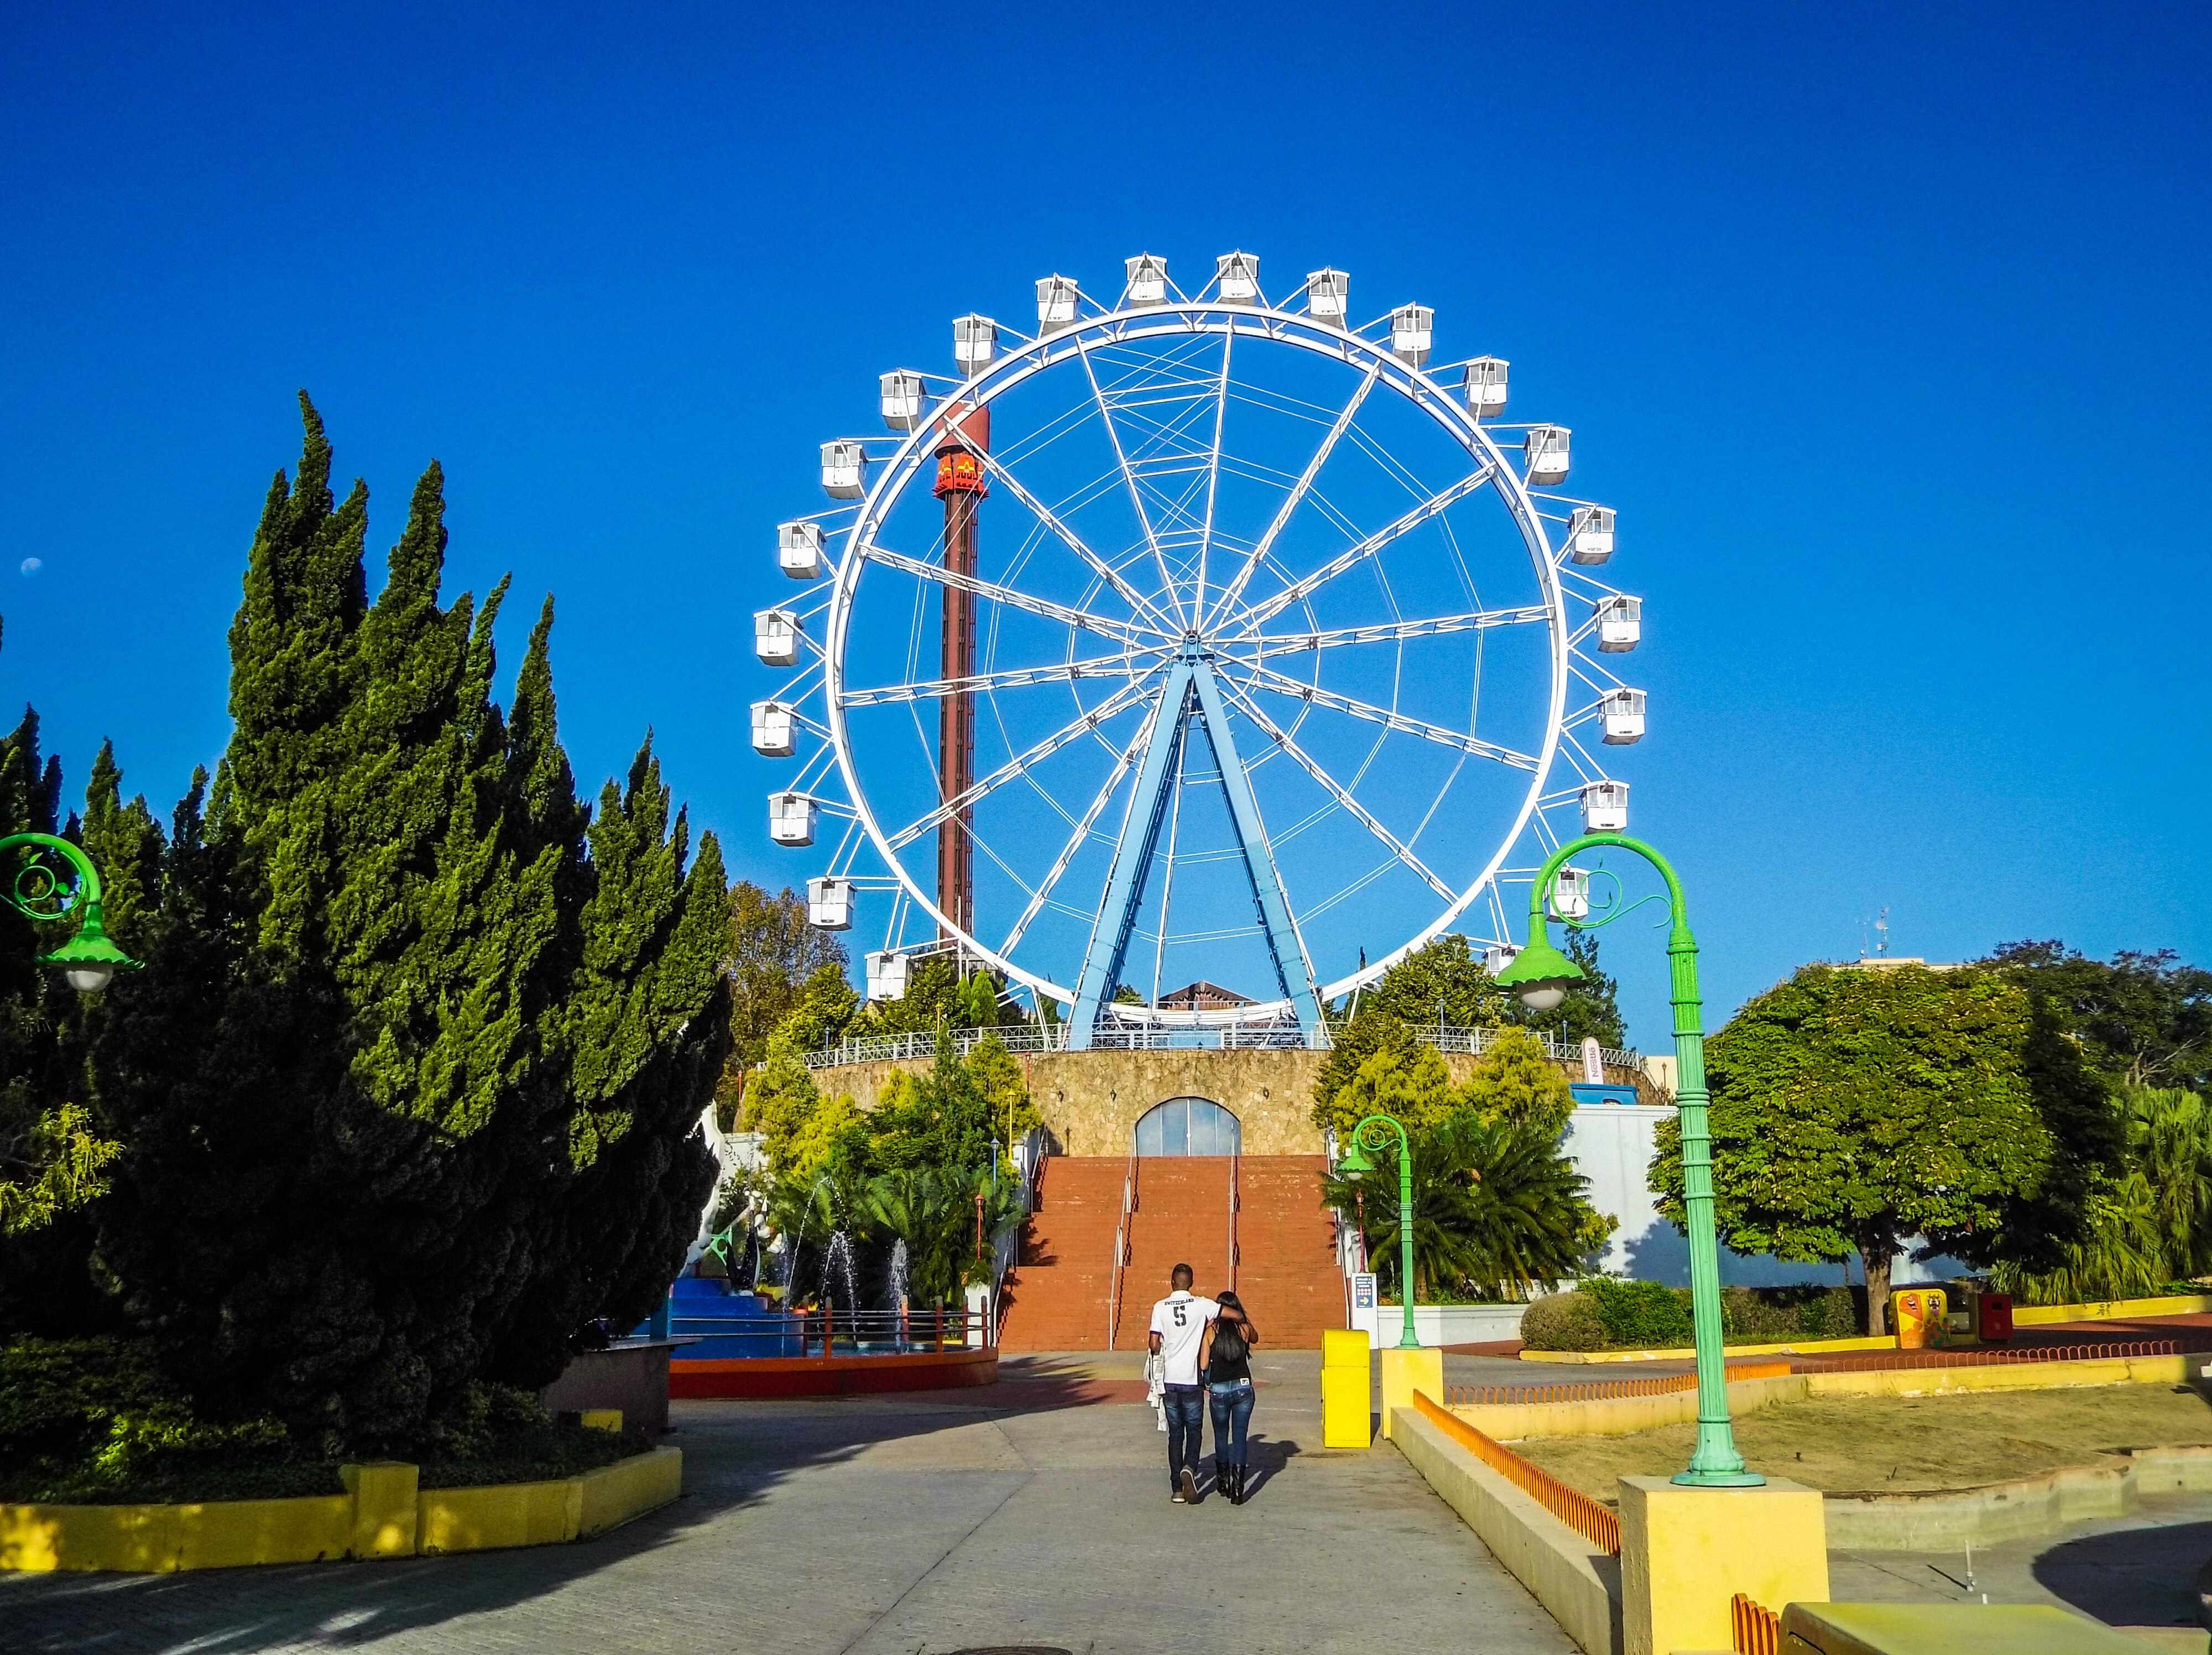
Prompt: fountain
<box><xmin>888</xmin><ymin>1238</ymin><xmax>911</xmax><ymax>1353</ymax></box>
<box><xmin>821</xmin><ymin>1231</ymin><xmax>858</xmax><ymax>1349</ymax></box>
<box><xmin>634</xmin><ymin>1179</ymin><xmax>999</xmax><ymax>1399</ymax></box>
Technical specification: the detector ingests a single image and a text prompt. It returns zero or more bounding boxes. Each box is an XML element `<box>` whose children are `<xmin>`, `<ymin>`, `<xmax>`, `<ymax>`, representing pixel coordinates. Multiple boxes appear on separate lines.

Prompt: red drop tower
<box><xmin>932</xmin><ymin>403</ymin><xmax>989</xmax><ymax>939</ymax></box>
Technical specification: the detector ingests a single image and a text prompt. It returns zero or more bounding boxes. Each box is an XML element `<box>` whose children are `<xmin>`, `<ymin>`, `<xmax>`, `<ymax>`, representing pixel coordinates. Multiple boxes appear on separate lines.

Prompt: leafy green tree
<box><xmin>1313</xmin><ymin>1044</ymin><xmax>1460</xmax><ymax>1144</ymax></box>
<box><xmin>1458</xmin><ymin>1025</ymin><xmax>1576</xmax><ymax>1138</ymax></box>
<box><xmin>88</xmin><ymin>400</ymin><xmax>728</xmax><ymax>1450</ymax></box>
<box><xmin>722</xmin><ymin>882</ymin><xmax>847</xmax><ymax>1081</ymax></box>
<box><xmin>869</xmin><ymin>1030</ymin><xmax>1039</xmax><ymax>1175</ymax></box>
<box><xmin>1651</xmin><ymin>962</ymin><xmax>2115</xmax><ymax>1331</ymax></box>
<box><xmin>1312</xmin><ymin>1024</ymin><xmax>1572</xmax><ymax>1144</ymax></box>
<box><xmin>1986</xmin><ymin>940</ymin><xmax>2212</xmax><ymax>1092</ymax></box>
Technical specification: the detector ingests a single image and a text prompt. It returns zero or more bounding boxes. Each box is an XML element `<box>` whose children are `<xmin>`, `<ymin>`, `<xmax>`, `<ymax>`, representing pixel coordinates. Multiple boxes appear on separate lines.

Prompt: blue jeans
<box><xmin>1209</xmin><ymin>1378</ymin><xmax>1254</xmax><ymax>1465</ymax></box>
<box><xmin>1163</xmin><ymin>1386</ymin><xmax>1205</xmax><ymax>1485</ymax></box>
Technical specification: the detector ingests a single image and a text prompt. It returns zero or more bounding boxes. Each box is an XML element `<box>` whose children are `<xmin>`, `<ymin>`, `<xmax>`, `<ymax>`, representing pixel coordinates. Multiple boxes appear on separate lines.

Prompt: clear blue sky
<box><xmin>3</xmin><ymin>2</ymin><xmax>2206</xmax><ymax>1048</ymax></box>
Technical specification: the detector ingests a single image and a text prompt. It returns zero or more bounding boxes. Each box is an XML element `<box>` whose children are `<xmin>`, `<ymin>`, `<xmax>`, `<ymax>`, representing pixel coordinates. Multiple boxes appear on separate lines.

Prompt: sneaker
<box><xmin>1170</xmin><ymin>1480</ymin><xmax>1187</xmax><ymax>1503</ymax></box>
<box><xmin>1179</xmin><ymin>1467</ymin><xmax>1198</xmax><ymax>1505</ymax></box>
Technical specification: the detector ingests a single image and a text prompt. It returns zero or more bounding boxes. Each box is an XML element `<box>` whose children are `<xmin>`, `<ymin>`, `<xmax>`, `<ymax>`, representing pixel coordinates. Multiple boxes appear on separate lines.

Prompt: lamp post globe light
<box><xmin>1338</xmin><ymin>1113</ymin><xmax>1421</xmax><ymax>1350</ymax></box>
<box><xmin>0</xmin><ymin>833</ymin><xmax>138</xmax><ymax>992</ymax></box>
<box><xmin>1495</xmin><ymin>831</ymin><xmax>1762</xmax><ymax>1489</ymax></box>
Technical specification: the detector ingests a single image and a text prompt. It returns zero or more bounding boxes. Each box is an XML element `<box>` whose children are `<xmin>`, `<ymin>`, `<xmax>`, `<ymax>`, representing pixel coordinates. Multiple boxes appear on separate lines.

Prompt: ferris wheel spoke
<box><xmin>1233</xmin><ymin>604</ymin><xmax>1551</xmax><ymax>660</ymax></box>
<box><xmin>965</xmin><ymin>445</ymin><xmax>1183</xmax><ymax>634</ymax></box>
<box><xmin>1073</xmin><ymin>331</ymin><xmax>1186</xmax><ymax>629</ymax></box>
<box><xmin>885</xmin><ymin>678</ymin><xmax>1153</xmax><ymax>852</ymax></box>
<box><xmin>841</xmin><ymin>652</ymin><xmax>1157</xmax><ymax>709</ymax></box>
<box><xmin>1227</xmin><ymin>465</ymin><xmax>1497</xmax><ymax>636</ymax></box>
<box><xmin>1193</xmin><ymin>327</ymin><xmax>1233</xmax><ymax>621</ymax></box>
<box><xmin>1217</xmin><ymin>678</ymin><xmax>1454</xmax><ymax>901</ymax></box>
<box><xmin>1207</xmin><ymin>360</ymin><xmax>1381</xmax><ymax>629</ymax></box>
<box><xmin>859</xmin><ymin>542</ymin><xmax>1165</xmax><ymax>646</ymax></box>
<box><xmin>997</xmin><ymin>716</ymin><xmax>1154</xmax><ymax>958</ymax></box>
<box><xmin>1233</xmin><ymin>660</ymin><xmax>1537</xmax><ymax>769</ymax></box>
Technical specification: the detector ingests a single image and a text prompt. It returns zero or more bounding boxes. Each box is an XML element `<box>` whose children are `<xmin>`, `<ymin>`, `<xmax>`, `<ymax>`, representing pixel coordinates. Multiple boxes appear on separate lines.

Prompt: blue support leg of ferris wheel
<box><xmin>1066</xmin><ymin>660</ymin><xmax>1195</xmax><ymax>1049</ymax></box>
<box><xmin>1187</xmin><ymin>659</ymin><xmax>1324</xmax><ymax>1044</ymax></box>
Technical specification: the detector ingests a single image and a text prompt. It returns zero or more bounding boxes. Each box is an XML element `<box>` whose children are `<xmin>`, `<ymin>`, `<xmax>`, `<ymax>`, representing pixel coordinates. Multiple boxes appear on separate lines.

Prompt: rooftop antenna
<box><xmin>1875</xmin><ymin>906</ymin><xmax>1890</xmax><ymax>958</ymax></box>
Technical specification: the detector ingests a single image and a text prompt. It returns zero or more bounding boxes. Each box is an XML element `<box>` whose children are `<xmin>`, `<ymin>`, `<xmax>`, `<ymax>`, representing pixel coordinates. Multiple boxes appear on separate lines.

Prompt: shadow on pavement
<box><xmin>2033</xmin><ymin>1516</ymin><xmax>2212</xmax><ymax>1630</ymax></box>
<box><xmin>0</xmin><ymin>1368</ymin><xmax>1163</xmax><ymax>1655</ymax></box>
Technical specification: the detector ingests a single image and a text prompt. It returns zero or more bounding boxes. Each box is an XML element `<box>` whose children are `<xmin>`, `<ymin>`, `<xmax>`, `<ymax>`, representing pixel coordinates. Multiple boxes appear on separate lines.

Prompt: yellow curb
<box><xmin>1</xmin><ymin>1445</ymin><xmax>681</xmax><ymax>1573</ymax></box>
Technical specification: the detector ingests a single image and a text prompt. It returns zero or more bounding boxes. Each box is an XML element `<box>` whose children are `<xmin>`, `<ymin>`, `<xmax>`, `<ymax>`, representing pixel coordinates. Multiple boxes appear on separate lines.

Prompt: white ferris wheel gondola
<box><xmin>755</xmin><ymin>251</ymin><xmax>1646</xmax><ymax>1047</ymax></box>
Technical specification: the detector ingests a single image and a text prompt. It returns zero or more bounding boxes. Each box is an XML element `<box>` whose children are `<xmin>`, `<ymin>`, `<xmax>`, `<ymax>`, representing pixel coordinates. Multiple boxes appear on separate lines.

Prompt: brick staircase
<box><xmin>999</xmin><ymin>1154</ymin><xmax>1344</xmax><ymax>1351</ymax></box>
<box><xmin>1229</xmin><ymin>1156</ymin><xmax>1347</xmax><ymax>1351</ymax></box>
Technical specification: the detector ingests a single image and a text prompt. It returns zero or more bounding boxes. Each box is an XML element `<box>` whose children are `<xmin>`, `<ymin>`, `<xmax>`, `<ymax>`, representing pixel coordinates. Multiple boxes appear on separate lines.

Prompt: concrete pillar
<box><xmin>1378</xmin><ymin>1346</ymin><xmax>1443</xmax><ymax>1440</ymax></box>
<box><xmin>340</xmin><ymin>1461</ymin><xmax>420</xmax><ymax>1559</ymax></box>
<box><xmin>1618</xmin><ymin>1474</ymin><xmax>1827</xmax><ymax>1655</ymax></box>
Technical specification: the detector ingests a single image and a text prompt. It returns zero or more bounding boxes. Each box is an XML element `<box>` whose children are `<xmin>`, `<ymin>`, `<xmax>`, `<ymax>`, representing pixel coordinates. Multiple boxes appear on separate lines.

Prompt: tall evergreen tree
<box><xmin>0</xmin><ymin>678</ymin><xmax>123</xmax><ymax>1331</ymax></box>
<box><xmin>90</xmin><ymin>400</ymin><xmax>727</xmax><ymax>1449</ymax></box>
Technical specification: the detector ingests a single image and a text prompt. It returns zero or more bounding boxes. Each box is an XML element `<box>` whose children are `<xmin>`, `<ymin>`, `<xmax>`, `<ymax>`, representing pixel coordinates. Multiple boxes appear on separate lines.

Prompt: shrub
<box><xmin>1717</xmin><ymin>1284</ymin><xmax>1859</xmax><ymax>1342</ymax></box>
<box><xmin>1580</xmin><ymin>1277</ymin><xmax>1695</xmax><ymax>1347</ymax></box>
<box><xmin>1517</xmin><ymin>1290</ymin><xmax>1609</xmax><ymax>1352</ymax></box>
<box><xmin>0</xmin><ymin>1336</ymin><xmax>315</xmax><ymax>1505</ymax></box>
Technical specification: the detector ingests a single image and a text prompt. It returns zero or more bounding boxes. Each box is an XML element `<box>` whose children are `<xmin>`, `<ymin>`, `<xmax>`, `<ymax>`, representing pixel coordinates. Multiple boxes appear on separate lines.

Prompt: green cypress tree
<box><xmin>0</xmin><ymin>668</ymin><xmax>124</xmax><ymax>1331</ymax></box>
<box><xmin>488</xmin><ymin>739</ymin><xmax>729</xmax><ymax>1382</ymax></box>
<box><xmin>91</xmin><ymin>402</ymin><xmax>728</xmax><ymax>1449</ymax></box>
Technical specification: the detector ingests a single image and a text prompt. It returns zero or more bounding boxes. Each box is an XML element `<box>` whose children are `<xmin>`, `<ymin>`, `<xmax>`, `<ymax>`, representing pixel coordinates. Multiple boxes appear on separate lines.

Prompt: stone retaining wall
<box><xmin>811</xmin><ymin>1045</ymin><xmax>1657</xmax><ymax>1157</ymax></box>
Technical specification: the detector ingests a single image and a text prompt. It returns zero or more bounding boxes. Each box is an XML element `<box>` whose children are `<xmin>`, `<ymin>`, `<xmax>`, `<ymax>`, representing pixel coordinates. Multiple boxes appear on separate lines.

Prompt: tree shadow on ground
<box><xmin>2033</xmin><ymin>1516</ymin><xmax>2212</xmax><ymax>1630</ymax></box>
<box><xmin>0</xmin><ymin>1367</ymin><xmax>1168</xmax><ymax>1655</ymax></box>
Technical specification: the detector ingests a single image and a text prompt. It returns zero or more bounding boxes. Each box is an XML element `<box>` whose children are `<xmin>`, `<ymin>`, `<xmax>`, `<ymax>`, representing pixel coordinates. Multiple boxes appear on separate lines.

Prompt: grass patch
<box><xmin>1511</xmin><ymin>1383</ymin><xmax>2212</xmax><ymax>1500</ymax></box>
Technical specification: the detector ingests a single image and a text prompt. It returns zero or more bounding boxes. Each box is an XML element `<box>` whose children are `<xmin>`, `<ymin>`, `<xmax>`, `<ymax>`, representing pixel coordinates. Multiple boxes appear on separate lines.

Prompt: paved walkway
<box><xmin>1</xmin><ymin>1351</ymin><xmax>1574</xmax><ymax>1655</ymax></box>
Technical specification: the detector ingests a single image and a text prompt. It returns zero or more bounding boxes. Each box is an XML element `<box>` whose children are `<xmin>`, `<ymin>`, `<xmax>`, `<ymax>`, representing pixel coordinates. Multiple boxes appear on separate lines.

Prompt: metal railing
<box><xmin>1731</xmin><ymin>1594</ymin><xmax>1781</xmax><ymax>1655</ymax></box>
<box><xmin>676</xmin><ymin>1305</ymin><xmax>982</xmax><ymax>1354</ymax></box>
<box><xmin>1105</xmin><ymin>1138</ymin><xmax>1138</xmax><ymax>1350</ymax></box>
<box><xmin>1446</xmin><ymin>1360</ymin><xmax>1792</xmax><ymax>1407</ymax></box>
<box><xmin>1410</xmin><ymin>1025</ymin><xmax>1642</xmax><ymax>1073</ymax></box>
<box><xmin>1803</xmin><ymin>1336</ymin><xmax>2205</xmax><ymax>1371</ymax></box>
<box><xmin>1227</xmin><ymin>1150</ymin><xmax>1240</xmax><ymax>1296</ymax></box>
<box><xmin>1414</xmin><ymin>1392</ymin><xmax>1620</xmax><ymax>1554</ymax></box>
<box><xmin>801</xmin><ymin>1021</ymin><xmax>1642</xmax><ymax>1072</ymax></box>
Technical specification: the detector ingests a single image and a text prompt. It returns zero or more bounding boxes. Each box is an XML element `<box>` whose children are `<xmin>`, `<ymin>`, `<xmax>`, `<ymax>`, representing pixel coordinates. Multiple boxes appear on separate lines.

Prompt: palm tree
<box><xmin>1994</xmin><ymin>1086</ymin><xmax>2212</xmax><ymax>1303</ymax></box>
<box><xmin>1321</xmin><ymin>1113</ymin><xmax>1601</xmax><ymax>1301</ymax></box>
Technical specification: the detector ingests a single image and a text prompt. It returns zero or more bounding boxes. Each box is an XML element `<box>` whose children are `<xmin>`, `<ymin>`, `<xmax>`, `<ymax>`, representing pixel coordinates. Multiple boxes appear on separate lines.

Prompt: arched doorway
<box><xmin>1134</xmin><ymin>1096</ymin><xmax>1241</xmax><ymax>1157</ymax></box>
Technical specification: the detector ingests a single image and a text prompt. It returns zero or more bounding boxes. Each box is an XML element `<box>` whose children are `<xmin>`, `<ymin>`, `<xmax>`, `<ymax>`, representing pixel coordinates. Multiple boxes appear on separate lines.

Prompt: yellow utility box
<box><xmin>1321</xmin><ymin>1329</ymin><xmax>1371</xmax><ymax>1448</ymax></box>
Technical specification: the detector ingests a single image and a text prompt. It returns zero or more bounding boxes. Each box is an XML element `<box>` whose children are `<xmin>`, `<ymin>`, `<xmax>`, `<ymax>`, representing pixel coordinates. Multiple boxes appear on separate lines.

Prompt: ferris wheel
<box><xmin>752</xmin><ymin>251</ymin><xmax>1645</xmax><ymax>1049</ymax></box>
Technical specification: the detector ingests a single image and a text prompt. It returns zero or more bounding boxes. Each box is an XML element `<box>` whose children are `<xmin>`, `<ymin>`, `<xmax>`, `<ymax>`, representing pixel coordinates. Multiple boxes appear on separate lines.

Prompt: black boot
<box><xmin>1213</xmin><ymin>1457</ymin><xmax>1229</xmax><ymax>1503</ymax></box>
<box><xmin>1232</xmin><ymin>1464</ymin><xmax>1249</xmax><ymax>1505</ymax></box>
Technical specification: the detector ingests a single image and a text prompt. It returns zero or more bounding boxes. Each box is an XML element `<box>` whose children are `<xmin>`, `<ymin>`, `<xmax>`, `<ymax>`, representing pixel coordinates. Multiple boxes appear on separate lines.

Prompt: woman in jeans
<box><xmin>1201</xmin><ymin>1289</ymin><xmax>1259</xmax><ymax>1505</ymax></box>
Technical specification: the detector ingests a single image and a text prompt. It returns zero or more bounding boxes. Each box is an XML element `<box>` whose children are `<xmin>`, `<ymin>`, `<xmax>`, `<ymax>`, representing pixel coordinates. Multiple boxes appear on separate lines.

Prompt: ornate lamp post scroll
<box><xmin>0</xmin><ymin>832</ymin><xmax>139</xmax><ymax>992</ymax></box>
<box><xmin>1495</xmin><ymin>831</ymin><xmax>1761</xmax><ymax>1488</ymax></box>
<box><xmin>1337</xmin><ymin>1113</ymin><xmax>1421</xmax><ymax>1350</ymax></box>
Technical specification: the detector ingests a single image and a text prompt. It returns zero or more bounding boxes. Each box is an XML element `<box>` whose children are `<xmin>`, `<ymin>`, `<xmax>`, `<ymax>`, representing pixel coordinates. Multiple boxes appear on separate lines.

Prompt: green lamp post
<box><xmin>0</xmin><ymin>832</ymin><xmax>139</xmax><ymax>992</ymax></box>
<box><xmin>1494</xmin><ymin>831</ymin><xmax>1761</xmax><ymax>1488</ymax></box>
<box><xmin>1337</xmin><ymin>1113</ymin><xmax>1421</xmax><ymax>1350</ymax></box>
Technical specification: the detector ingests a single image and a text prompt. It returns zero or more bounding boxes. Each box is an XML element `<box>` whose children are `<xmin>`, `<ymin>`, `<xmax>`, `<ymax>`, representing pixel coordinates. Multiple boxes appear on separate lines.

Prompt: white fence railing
<box><xmin>800</xmin><ymin>1022</ymin><xmax>1639</xmax><ymax>1073</ymax></box>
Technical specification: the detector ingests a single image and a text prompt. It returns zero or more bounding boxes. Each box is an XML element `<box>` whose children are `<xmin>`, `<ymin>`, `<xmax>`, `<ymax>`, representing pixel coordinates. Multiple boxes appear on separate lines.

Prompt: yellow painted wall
<box><xmin>2010</xmin><ymin>1293</ymin><xmax>2212</xmax><ymax>1326</ymax></box>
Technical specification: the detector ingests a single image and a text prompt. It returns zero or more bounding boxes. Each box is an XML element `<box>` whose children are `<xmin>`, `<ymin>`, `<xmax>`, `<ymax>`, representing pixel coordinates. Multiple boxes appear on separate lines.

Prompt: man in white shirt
<box><xmin>1147</xmin><ymin>1263</ymin><xmax>1251</xmax><ymax>1503</ymax></box>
